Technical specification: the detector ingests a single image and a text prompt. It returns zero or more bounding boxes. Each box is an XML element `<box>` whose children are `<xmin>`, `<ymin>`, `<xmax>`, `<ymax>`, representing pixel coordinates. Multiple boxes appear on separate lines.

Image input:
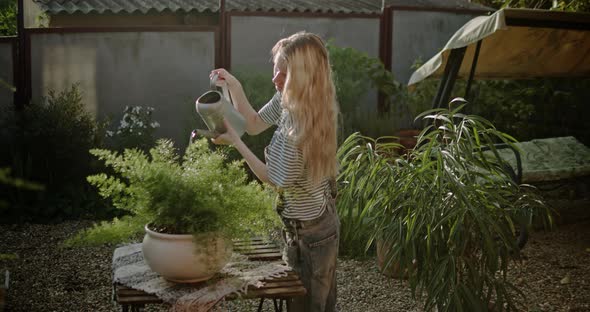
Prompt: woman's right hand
<box><xmin>210</xmin><ymin>68</ymin><xmax>239</xmax><ymax>88</ymax></box>
<box><xmin>211</xmin><ymin>119</ymin><xmax>240</xmax><ymax>146</ymax></box>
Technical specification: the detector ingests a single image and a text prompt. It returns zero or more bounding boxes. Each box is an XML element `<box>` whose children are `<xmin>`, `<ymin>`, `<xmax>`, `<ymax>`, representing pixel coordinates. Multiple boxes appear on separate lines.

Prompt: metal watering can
<box><xmin>191</xmin><ymin>74</ymin><xmax>246</xmax><ymax>140</ymax></box>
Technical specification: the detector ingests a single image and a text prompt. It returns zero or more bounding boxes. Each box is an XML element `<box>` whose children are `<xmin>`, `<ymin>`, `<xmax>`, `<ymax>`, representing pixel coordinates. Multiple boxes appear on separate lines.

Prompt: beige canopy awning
<box><xmin>408</xmin><ymin>8</ymin><xmax>590</xmax><ymax>86</ymax></box>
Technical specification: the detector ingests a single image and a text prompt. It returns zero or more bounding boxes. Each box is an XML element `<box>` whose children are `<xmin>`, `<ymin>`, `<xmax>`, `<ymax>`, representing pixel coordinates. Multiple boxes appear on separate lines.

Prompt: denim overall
<box><xmin>277</xmin><ymin>179</ymin><xmax>339</xmax><ymax>312</ymax></box>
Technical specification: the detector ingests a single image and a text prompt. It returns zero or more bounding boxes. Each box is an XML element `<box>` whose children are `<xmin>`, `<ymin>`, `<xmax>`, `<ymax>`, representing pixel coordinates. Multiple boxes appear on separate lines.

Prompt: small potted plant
<box><xmin>69</xmin><ymin>138</ymin><xmax>278</xmax><ymax>283</ymax></box>
<box><xmin>337</xmin><ymin>103</ymin><xmax>553</xmax><ymax>310</ymax></box>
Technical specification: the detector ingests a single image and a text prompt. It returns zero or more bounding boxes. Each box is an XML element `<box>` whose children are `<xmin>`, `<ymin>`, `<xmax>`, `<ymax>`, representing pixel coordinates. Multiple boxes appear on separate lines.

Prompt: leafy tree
<box><xmin>0</xmin><ymin>0</ymin><xmax>16</xmax><ymax>36</ymax></box>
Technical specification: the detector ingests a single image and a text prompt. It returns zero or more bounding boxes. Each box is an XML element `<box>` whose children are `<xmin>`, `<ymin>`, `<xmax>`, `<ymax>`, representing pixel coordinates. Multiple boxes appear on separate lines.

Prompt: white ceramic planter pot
<box><xmin>142</xmin><ymin>225</ymin><xmax>232</xmax><ymax>283</ymax></box>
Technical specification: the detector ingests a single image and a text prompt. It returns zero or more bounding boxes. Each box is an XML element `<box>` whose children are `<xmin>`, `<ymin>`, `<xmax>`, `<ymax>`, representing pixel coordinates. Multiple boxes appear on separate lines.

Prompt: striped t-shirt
<box><xmin>259</xmin><ymin>92</ymin><xmax>331</xmax><ymax>221</ymax></box>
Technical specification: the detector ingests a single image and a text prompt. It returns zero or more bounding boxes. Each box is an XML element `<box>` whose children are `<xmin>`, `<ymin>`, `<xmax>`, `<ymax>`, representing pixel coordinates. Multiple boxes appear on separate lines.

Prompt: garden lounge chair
<box><xmin>408</xmin><ymin>8</ymin><xmax>590</xmax><ymax>185</ymax></box>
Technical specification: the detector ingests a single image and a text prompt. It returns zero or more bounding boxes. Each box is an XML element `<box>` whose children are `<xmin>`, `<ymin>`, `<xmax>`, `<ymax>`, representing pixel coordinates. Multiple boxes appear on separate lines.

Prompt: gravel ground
<box><xmin>1</xmin><ymin>200</ymin><xmax>589</xmax><ymax>312</ymax></box>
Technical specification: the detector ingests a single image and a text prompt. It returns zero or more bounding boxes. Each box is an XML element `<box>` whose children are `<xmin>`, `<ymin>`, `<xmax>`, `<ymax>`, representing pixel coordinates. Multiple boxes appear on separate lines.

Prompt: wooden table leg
<box><xmin>273</xmin><ymin>298</ymin><xmax>286</xmax><ymax>312</ymax></box>
<box><xmin>131</xmin><ymin>304</ymin><xmax>144</xmax><ymax>312</ymax></box>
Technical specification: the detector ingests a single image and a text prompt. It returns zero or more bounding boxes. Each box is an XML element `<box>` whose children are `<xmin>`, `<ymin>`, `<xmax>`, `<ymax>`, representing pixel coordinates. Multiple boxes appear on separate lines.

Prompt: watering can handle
<box><xmin>210</xmin><ymin>73</ymin><xmax>231</xmax><ymax>103</ymax></box>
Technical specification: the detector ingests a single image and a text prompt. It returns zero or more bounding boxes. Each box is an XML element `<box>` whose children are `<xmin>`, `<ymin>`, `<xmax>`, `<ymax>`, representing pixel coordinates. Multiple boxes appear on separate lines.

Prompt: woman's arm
<box><xmin>212</xmin><ymin>119</ymin><xmax>270</xmax><ymax>185</ymax></box>
<box><xmin>211</xmin><ymin>69</ymin><xmax>271</xmax><ymax>135</ymax></box>
<box><xmin>232</xmin><ymin>138</ymin><xmax>270</xmax><ymax>184</ymax></box>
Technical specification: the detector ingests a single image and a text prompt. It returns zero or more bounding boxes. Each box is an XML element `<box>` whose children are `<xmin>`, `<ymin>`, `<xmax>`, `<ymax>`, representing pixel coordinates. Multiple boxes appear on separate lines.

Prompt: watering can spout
<box><xmin>191</xmin><ymin>129</ymin><xmax>218</xmax><ymax>140</ymax></box>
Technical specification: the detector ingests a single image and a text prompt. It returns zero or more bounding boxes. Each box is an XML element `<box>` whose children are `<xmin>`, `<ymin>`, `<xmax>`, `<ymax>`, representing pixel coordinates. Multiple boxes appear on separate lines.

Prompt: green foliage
<box><xmin>337</xmin><ymin>104</ymin><xmax>552</xmax><ymax>311</ymax></box>
<box><xmin>64</xmin><ymin>215</ymin><xmax>146</xmax><ymax>247</ymax></box>
<box><xmin>0</xmin><ymin>0</ymin><xmax>16</xmax><ymax>36</ymax></box>
<box><xmin>336</xmin><ymin>135</ymin><xmax>403</xmax><ymax>259</ymax></box>
<box><xmin>327</xmin><ymin>42</ymin><xmax>405</xmax><ymax>139</ymax></box>
<box><xmin>0</xmin><ymin>84</ymin><xmax>112</xmax><ymax>222</ymax></box>
<box><xmin>552</xmin><ymin>0</ymin><xmax>590</xmax><ymax>11</ymax></box>
<box><xmin>470</xmin><ymin>78</ymin><xmax>590</xmax><ymax>146</ymax></box>
<box><xmin>472</xmin><ymin>0</ymin><xmax>590</xmax><ymax>11</ymax></box>
<box><xmin>68</xmin><ymin>138</ymin><xmax>279</xmax><ymax>246</ymax></box>
<box><xmin>408</xmin><ymin>76</ymin><xmax>590</xmax><ymax>146</ymax></box>
<box><xmin>326</xmin><ymin>42</ymin><xmax>373</xmax><ymax>116</ymax></box>
<box><xmin>105</xmin><ymin>105</ymin><xmax>160</xmax><ymax>153</ymax></box>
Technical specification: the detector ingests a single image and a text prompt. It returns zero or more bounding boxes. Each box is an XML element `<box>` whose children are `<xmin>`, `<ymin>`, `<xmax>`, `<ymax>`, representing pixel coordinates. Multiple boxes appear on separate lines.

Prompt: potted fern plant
<box><xmin>69</xmin><ymin>138</ymin><xmax>277</xmax><ymax>283</ymax></box>
<box><xmin>337</xmin><ymin>102</ymin><xmax>553</xmax><ymax>310</ymax></box>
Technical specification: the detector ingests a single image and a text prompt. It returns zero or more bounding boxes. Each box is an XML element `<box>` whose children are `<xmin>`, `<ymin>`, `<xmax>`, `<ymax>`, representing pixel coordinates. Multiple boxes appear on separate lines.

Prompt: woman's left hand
<box><xmin>211</xmin><ymin>119</ymin><xmax>240</xmax><ymax>145</ymax></box>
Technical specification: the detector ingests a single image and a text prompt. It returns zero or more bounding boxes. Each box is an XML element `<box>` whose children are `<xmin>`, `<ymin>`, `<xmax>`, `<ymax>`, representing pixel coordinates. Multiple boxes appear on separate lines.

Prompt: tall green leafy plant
<box><xmin>338</xmin><ymin>103</ymin><xmax>552</xmax><ymax>311</ymax></box>
<box><xmin>336</xmin><ymin>135</ymin><xmax>403</xmax><ymax>258</ymax></box>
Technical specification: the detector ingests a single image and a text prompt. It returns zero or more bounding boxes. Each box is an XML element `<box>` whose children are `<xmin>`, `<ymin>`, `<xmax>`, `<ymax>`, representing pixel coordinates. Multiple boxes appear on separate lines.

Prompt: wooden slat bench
<box><xmin>114</xmin><ymin>238</ymin><xmax>305</xmax><ymax>312</ymax></box>
<box><xmin>232</xmin><ymin>238</ymin><xmax>283</xmax><ymax>261</ymax></box>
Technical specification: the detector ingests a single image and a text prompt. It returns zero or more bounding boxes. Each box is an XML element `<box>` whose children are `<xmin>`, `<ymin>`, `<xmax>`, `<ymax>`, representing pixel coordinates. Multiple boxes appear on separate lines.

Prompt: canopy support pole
<box><xmin>431</xmin><ymin>46</ymin><xmax>466</xmax><ymax>109</ymax></box>
<box><xmin>464</xmin><ymin>40</ymin><xmax>482</xmax><ymax>102</ymax></box>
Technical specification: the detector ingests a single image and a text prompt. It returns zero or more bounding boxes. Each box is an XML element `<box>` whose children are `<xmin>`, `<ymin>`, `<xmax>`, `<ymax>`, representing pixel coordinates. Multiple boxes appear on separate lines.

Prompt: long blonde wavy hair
<box><xmin>272</xmin><ymin>32</ymin><xmax>339</xmax><ymax>184</ymax></box>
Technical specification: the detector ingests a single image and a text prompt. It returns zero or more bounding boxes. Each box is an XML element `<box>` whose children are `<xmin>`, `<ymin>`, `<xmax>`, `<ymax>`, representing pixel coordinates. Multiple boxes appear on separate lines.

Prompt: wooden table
<box><xmin>113</xmin><ymin>238</ymin><xmax>305</xmax><ymax>312</ymax></box>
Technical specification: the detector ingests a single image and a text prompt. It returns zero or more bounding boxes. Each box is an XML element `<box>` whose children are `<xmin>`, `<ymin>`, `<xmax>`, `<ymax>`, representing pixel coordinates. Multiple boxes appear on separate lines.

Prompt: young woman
<box><xmin>209</xmin><ymin>31</ymin><xmax>340</xmax><ymax>312</ymax></box>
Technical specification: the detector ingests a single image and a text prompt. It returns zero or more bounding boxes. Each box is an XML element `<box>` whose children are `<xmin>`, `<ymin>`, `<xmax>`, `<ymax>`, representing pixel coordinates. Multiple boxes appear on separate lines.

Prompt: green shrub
<box><xmin>327</xmin><ymin>42</ymin><xmax>405</xmax><ymax>139</ymax></box>
<box><xmin>0</xmin><ymin>0</ymin><xmax>16</xmax><ymax>36</ymax></box>
<box><xmin>470</xmin><ymin>78</ymin><xmax>590</xmax><ymax>146</ymax></box>
<box><xmin>0</xmin><ymin>85</ymin><xmax>112</xmax><ymax>222</ymax></box>
<box><xmin>66</xmin><ymin>138</ymin><xmax>279</xmax><ymax>246</ymax></box>
<box><xmin>409</xmin><ymin>75</ymin><xmax>590</xmax><ymax>146</ymax></box>
<box><xmin>326</xmin><ymin>42</ymin><xmax>373</xmax><ymax>116</ymax></box>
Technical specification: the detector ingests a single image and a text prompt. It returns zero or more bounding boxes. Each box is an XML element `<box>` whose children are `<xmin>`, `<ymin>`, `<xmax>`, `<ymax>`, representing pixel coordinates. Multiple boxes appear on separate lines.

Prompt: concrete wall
<box><xmin>0</xmin><ymin>41</ymin><xmax>14</xmax><ymax>109</ymax></box>
<box><xmin>391</xmin><ymin>10</ymin><xmax>480</xmax><ymax>84</ymax></box>
<box><xmin>230</xmin><ymin>15</ymin><xmax>381</xmax><ymax>110</ymax></box>
<box><xmin>231</xmin><ymin>15</ymin><xmax>380</xmax><ymax>69</ymax></box>
<box><xmin>30</xmin><ymin>31</ymin><xmax>216</xmax><ymax>148</ymax></box>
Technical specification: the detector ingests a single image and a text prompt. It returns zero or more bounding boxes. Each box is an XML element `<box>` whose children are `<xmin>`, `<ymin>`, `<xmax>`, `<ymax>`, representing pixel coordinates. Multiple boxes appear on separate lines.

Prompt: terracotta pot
<box><xmin>395</xmin><ymin>129</ymin><xmax>421</xmax><ymax>152</ymax></box>
<box><xmin>376</xmin><ymin>240</ymin><xmax>416</xmax><ymax>279</ymax></box>
<box><xmin>142</xmin><ymin>225</ymin><xmax>232</xmax><ymax>283</ymax></box>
